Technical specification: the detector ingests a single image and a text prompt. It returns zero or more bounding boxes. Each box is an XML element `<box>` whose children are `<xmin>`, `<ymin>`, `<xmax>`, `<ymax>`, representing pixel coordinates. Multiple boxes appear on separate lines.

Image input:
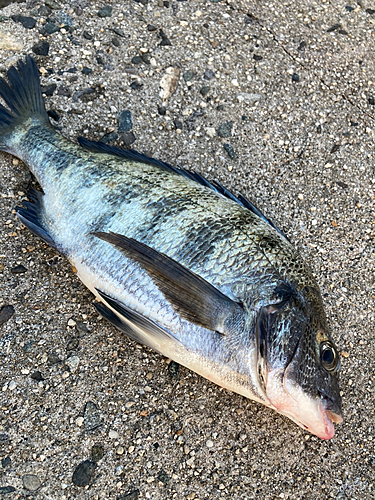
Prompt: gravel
<box><xmin>0</xmin><ymin>0</ymin><xmax>374</xmax><ymax>499</ymax></box>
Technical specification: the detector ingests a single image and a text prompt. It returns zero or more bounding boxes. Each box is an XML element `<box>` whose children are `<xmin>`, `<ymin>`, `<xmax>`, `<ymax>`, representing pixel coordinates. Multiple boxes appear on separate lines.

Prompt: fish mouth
<box><xmin>265</xmin><ymin>368</ymin><xmax>343</xmax><ymax>440</ymax></box>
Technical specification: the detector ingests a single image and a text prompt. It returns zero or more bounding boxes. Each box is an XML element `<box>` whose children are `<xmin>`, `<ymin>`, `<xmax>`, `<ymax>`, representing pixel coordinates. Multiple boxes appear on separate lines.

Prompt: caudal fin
<box><xmin>0</xmin><ymin>55</ymin><xmax>49</xmax><ymax>152</ymax></box>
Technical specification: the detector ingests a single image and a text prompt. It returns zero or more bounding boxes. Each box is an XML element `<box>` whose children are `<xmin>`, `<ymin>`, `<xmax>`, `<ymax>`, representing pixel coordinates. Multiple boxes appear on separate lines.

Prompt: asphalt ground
<box><xmin>0</xmin><ymin>1</ymin><xmax>374</xmax><ymax>499</ymax></box>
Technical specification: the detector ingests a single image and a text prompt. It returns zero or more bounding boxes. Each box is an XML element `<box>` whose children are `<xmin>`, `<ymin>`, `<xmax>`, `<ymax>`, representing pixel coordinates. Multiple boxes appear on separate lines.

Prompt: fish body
<box><xmin>0</xmin><ymin>57</ymin><xmax>342</xmax><ymax>439</ymax></box>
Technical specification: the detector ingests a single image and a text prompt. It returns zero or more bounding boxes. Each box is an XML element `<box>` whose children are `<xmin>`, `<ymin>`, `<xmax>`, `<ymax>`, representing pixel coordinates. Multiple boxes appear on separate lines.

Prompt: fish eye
<box><xmin>320</xmin><ymin>341</ymin><xmax>339</xmax><ymax>372</ymax></box>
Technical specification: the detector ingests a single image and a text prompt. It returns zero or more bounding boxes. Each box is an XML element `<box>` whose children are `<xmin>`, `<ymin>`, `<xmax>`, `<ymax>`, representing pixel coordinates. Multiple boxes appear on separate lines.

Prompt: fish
<box><xmin>0</xmin><ymin>56</ymin><xmax>342</xmax><ymax>439</ymax></box>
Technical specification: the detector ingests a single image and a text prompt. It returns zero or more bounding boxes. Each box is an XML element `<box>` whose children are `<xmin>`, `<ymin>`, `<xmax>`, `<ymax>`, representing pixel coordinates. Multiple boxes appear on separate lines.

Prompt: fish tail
<box><xmin>0</xmin><ymin>55</ymin><xmax>49</xmax><ymax>153</ymax></box>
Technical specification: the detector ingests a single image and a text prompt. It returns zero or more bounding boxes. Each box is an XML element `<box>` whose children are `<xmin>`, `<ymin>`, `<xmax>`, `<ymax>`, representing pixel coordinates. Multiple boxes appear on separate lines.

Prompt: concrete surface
<box><xmin>0</xmin><ymin>0</ymin><xmax>374</xmax><ymax>499</ymax></box>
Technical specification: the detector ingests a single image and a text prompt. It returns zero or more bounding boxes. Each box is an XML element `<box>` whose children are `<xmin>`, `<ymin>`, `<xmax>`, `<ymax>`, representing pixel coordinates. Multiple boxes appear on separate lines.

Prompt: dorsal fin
<box><xmin>78</xmin><ymin>137</ymin><xmax>289</xmax><ymax>241</ymax></box>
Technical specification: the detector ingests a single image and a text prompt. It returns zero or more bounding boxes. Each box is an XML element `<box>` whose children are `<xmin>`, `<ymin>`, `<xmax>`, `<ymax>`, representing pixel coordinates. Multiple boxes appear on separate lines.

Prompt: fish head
<box><xmin>256</xmin><ymin>283</ymin><xmax>342</xmax><ymax>439</ymax></box>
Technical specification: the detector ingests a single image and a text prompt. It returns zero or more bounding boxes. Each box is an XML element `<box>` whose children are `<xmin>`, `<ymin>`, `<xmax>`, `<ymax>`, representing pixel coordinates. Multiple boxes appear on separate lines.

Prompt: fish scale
<box><xmin>0</xmin><ymin>56</ymin><xmax>343</xmax><ymax>439</ymax></box>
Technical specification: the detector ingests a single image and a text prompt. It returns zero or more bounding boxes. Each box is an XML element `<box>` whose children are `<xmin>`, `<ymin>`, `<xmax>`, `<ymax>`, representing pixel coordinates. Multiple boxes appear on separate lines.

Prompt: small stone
<box><xmin>217</xmin><ymin>121</ymin><xmax>233</xmax><ymax>138</ymax></box>
<box><xmin>206</xmin><ymin>439</ymin><xmax>214</xmax><ymax>448</ymax></box>
<box><xmin>158</xmin><ymin>105</ymin><xmax>166</xmax><ymax>115</ymax></box>
<box><xmin>236</xmin><ymin>93</ymin><xmax>263</xmax><ymax>104</ymax></box>
<box><xmin>83</xmin><ymin>30</ymin><xmax>93</xmax><ymax>40</ymax></box>
<box><xmin>109</xmin><ymin>429</ymin><xmax>119</xmax><ymax>439</ymax></box>
<box><xmin>330</xmin><ymin>144</ymin><xmax>341</xmax><ymax>153</ymax></box>
<box><xmin>55</xmin><ymin>11</ymin><xmax>73</xmax><ymax>28</ymax></box>
<box><xmin>341</xmin><ymin>351</ymin><xmax>349</xmax><ymax>358</ymax></box>
<box><xmin>10</xmin><ymin>264</ymin><xmax>27</xmax><ymax>274</ymax></box>
<box><xmin>141</xmin><ymin>53</ymin><xmax>151</xmax><ymax>65</ymax></box>
<box><xmin>118</xmin><ymin>110</ymin><xmax>133</xmax><ymax>132</ymax></box>
<box><xmin>168</xmin><ymin>360</ymin><xmax>179</xmax><ymax>378</ymax></box>
<box><xmin>91</xmin><ymin>444</ymin><xmax>105</xmax><ymax>463</ymax></box>
<box><xmin>41</xmin><ymin>84</ymin><xmax>57</xmax><ymax>96</ymax></box>
<box><xmin>32</xmin><ymin>41</ymin><xmax>50</xmax><ymax>56</ymax></box>
<box><xmin>111</xmin><ymin>27</ymin><xmax>126</xmax><ymax>38</ymax></box>
<box><xmin>206</xmin><ymin>127</ymin><xmax>216</xmax><ymax>138</ymax></box>
<box><xmin>76</xmin><ymin>416</ymin><xmax>84</xmax><ymax>427</ymax></box>
<box><xmin>44</xmin><ymin>21</ymin><xmax>59</xmax><ymax>34</ymax></box>
<box><xmin>83</xmin><ymin>401</ymin><xmax>102</xmax><ymax>431</ymax></box>
<box><xmin>253</xmin><ymin>54</ymin><xmax>263</xmax><ymax>61</ymax></box>
<box><xmin>58</xmin><ymin>84</ymin><xmax>71</xmax><ymax>97</ymax></box>
<box><xmin>0</xmin><ymin>30</ymin><xmax>23</xmax><ymax>51</ymax></box>
<box><xmin>66</xmin><ymin>355</ymin><xmax>80</xmax><ymax>372</ymax></box>
<box><xmin>160</xmin><ymin>67</ymin><xmax>180</xmax><ymax>99</ymax></box>
<box><xmin>116</xmin><ymin>465</ymin><xmax>124</xmax><ymax>475</ymax></box>
<box><xmin>118</xmin><ymin>490</ymin><xmax>140</xmax><ymax>500</ymax></box>
<box><xmin>157</xmin><ymin>469</ymin><xmax>170</xmax><ymax>484</ymax></box>
<box><xmin>159</xmin><ymin>29</ymin><xmax>172</xmax><ymax>46</ymax></box>
<box><xmin>112</xmin><ymin>37</ymin><xmax>120</xmax><ymax>47</ymax></box>
<box><xmin>72</xmin><ymin>460</ymin><xmax>96</xmax><ymax>487</ymax></box>
<box><xmin>199</xmin><ymin>85</ymin><xmax>210</xmax><ymax>96</ymax></box>
<box><xmin>366</xmin><ymin>8</ymin><xmax>375</xmax><ymax>15</ymax></box>
<box><xmin>132</xmin><ymin>56</ymin><xmax>142</xmax><ymax>64</ymax></box>
<box><xmin>22</xmin><ymin>474</ymin><xmax>41</xmax><ymax>492</ymax></box>
<box><xmin>30</xmin><ymin>370</ymin><xmax>44</xmax><ymax>382</ymax></box>
<box><xmin>0</xmin><ymin>305</ymin><xmax>15</xmax><ymax>326</ymax></box>
<box><xmin>292</xmin><ymin>73</ymin><xmax>300</xmax><ymax>82</ymax></box>
<box><xmin>223</xmin><ymin>143</ymin><xmax>235</xmax><ymax>159</ymax></box>
<box><xmin>327</xmin><ymin>24</ymin><xmax>341</xmax><ymax>33</ymax></box>
<box><xmin>11</xmin><ymin>15</ymin><xmax>36</xmax><ymax>29</ymax></box>
<box><xmin>116</xmin><ymin>446</ymin><xmax>124</xmax><ymax>455</ymax></box>
<box><xmin>98</xmin><ymin>5</ymin><xmax>112</xmax><ymax>18</ymax></box>
<box><xmin>0</xmin><ymin>486</ymin><xmax>16</xmax><ymax>494</ymax></box>
<box><xmin>47</xmin><ymin>109</ymin><xmax>60</xmax><ymax>122</ymax></box>
<box><xmin>129</xmin><ymin>81</ymin><xmax>143</xmax><ymax>90</ymax></box>
<box><xmin>1</xmin><ymin>457</ymin><xmax>11</xmax><ymax>468</ymax></box>
<box><xmin>99</xmin><ymin>132</ymin><xmax>118</xmax><ymax>144</ymax></box>
<box><xmin>82</xmin><ymin>66</ymin><xmax>93</xmax><ymax>75</ymax></box>
<box><xmin>38</xmin><ymin>6</ymin><xmax>52</xmax><ymax>16</ymax></box>
<box><xmin>147</xmin><ymin>24</ymin><xmax>157</xmax><ymax>31</ymax></box>
<box><xmin>45</xmin><ymin>0</ymin><xmax>61</xmax><ymax>9</ymax></box>
<box><xmin>183</xmin><ymin>70</ymin><xmax>195</xmax><ymax>82</ymax></box>
<box><xmin>8</xmin><ymin>380</ymin><xmax>16</xmax><ymax>391</ymax></box>
<box><xmin>121</xmin><ymin>131</ymin><xmax>136</xmax><ymax>146</ymax></box>
<box><xmin>203</xmin><ymin>69</ymin><xmax>215</xmax><ymax>80</ymax></box>
<box><xmin>73</xmin><ymin>88</ymin><xmax>95</xmax><ymax>102</ymax></box>
<box><xmin>368</xmin><ymin>96</ymin><xmax>375</xmax><ymax>106</ymax></box>
<box><xmin>174</xmin><ymin>119</ymin><xmax>183</xmax><ymax>130</ymax></box>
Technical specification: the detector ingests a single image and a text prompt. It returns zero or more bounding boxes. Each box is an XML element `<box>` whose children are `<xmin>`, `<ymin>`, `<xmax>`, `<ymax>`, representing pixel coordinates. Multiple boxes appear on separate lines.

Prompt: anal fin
<box><xmin>95</xmin><ymin>289</ymin><xmax>182</xmax><ymax>354</ymax></box>
<box><xmin>16</xmin><ymin>189</ymin><xmax>58</xmax><ymax>249</ymax></box>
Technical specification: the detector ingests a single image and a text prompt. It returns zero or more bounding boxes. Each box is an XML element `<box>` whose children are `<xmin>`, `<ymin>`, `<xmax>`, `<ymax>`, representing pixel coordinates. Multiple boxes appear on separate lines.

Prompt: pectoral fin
<box><xmin>93</xmin><ymin>231</ymin><xmax>244</xmax><ymax>333</ymax></box>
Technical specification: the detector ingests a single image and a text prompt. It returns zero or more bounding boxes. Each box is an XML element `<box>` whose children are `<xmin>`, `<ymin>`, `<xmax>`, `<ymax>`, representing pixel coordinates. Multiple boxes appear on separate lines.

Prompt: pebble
<box><xmin>199</xmin><ymin>85</ymin><xmax>210</xmax><ymax>96</ymax></box>
<box><xmin>75</xmin><ymin>322</ymin><xmax>88</xmax><ymax>335</ymax></box>
<box><xmin>206</xmin><ymin>439</ymin><xmax>214</xmax><ymax>448</ymax></box>
<box><xmin>109</xmin><ymin>429</ymin><xmax>119</xmax><ymax>439</ymax></box>
<box><xmin>160</xmin><ymin>67</ymin><xmax>180</xmax><ymax>99</ymax></box>
<box><xmin>174</xmin><ymin>119</ymin><xmax>183</xmax><ymax>130</ymax></box>
<box><xmin>91</xmin><ymin>444</ymin><xmax>105</xmax><ymax>463</ymax></box>
<box><xmin>118</xmin><ymin>490</ymin><xmax>139</xmax><ymax>500</ymax></box>
<box><xmin>223</xmin><ymin>143</ymin><xmax>235</xmax><ymax>159</ymax></box>
<box><xmin>203</xmin><ymin>69</ymin><xmax>215</xmax><ymax>80</ymax></box>
<box><xmin>45</xmin><ymin>0</ymin><xmax>61</xmax><ymax>9</ymax></box>
<box><xmin>76</xmin><ymin>416</ymin><xmax>84</xmax><ymax>427</ymax></box>
<box><xmin>121</xmin><ymin>131</ymin><xmax>136</xmax><ymax>146</ymax></box>
<box><xmin>65</xmin><ymin>355</ymin><xmax>80</xmax><ymax>372</ymax></box>
<box><xmin>206</xmin><ymin>127</ymin><xmax>216</xmax><ymax>138</ymax></box>
<box><xmin>66</xmin><ymin>337</ymin><xmax>79</xmax><ymax>350</ymax></box>
<box><xmin>118</xmin><ymin>110</ymin><xmax>133</xmax><ymax>132</ymax></box>
<box><xmin>82</xmin><ymin>66</ymin><xmax>93</xmax><ymax>75</ymax></box>
<box><xmin>116</xmin><ymin>446</ymin><xmax>124</xmax><ymax>455</ymax></box>
<box><xmin>55</xmin><ymin>11</ymin><xmax>73</xmax><ymax>28</ymax></box>
<box><xmin>83</xmin><ymin>401</ymin><xmax>102</xmax><ymax>431</ymax></box>
<box><xmin>236</xmin><ymin>93</ymin><xmax>262</xmax><ymax>104</ymax></box>
<box><xmin>147</xmin><ymin>24</ymin><xmax>157</xmax><ymax>31</ymax></box>
<box><xmin>168</xmin><ymin>360</ymin><xmax>180</xmax><ymax>378</ymax></box>
<box><xmin>158</xmin><ymin>106</ymin><xmax>167</xmax><ymax>115</ymax></box>
<box><xmin>141</xmin><ymin>53</ymin><xmax>151</xmax><ymax>65</ymax></box>
<box><xmin>98</xmin><ymin>5</ymin><xmax>112</xmax><ymax>18</ymax></box>
<box><xmin>253</xmin><ymin>54</ymin><xmax>263</xmax><ymax>61</ymax></box>
<box><xmin>44</xmin><ymin>21</ymin><xmax>59</xmax><ymax>34</ymax></box>
<box><xmin>292</xmin><ymin>73</ymin><xmax>300</xmax><ymax>82</ymax></box>
<box><xmin>132</xmin><ymin>56</ymin><xmax>142</xmax><ymax>64</ymax></box>
<box><xmin>11</xmin><ymin>15</ymin><xmax>36</xmax><ymax>29</ymax></box>
<box><xmin>58</xmin><ymin>85</ymin><xmax>71</xmax><ymax>97</ymax></box>
<box><xmin>217</xmin><ymin>121</ymin><xmax>233</xmax><ymax>138</ymax></box>
<box><xmin>0</xmin><ymin>30</ymin><xmax>23</xmax><ymax>51</ymax></box>
<box><xmin>112</xmin><ymin>37</ymin><xmax>120</xmax><ymax>47</ymax></box>
<box><xmin>159</xmin><ymin>29</ymin><xmax>172</xmax><ymax>46</ymax></box>
<box><xmin>32</xmin><ymin>41</ymin><xmax>50</xmax><ymax>56</ymax></box>
<box><xmin>157</xmin><ymin>469</ymin><xmax>170</xmax><ymax>484</ymax></box>
<box><xmin>83</xmin><ymin>30</ymin><xmax>92</xmax><ymax>40</ymax></box>
<box><xmin>72</xmin><ymin>460</ymin><xmax>96</xmax><ymax>487</ymax></box>
<box><xmin>0</xmin><ymin>486</ymin><xmax>16</xmax><ymax>494</ymax></box>
<box><xmin>327</xmin><ymin>24</ymin><xmax>341</xmax><ymax>33</ymax></box>
<box><xmin>10</xmin><ymin>264</ymin><xmax>27</xmax><ymax>274</ymax></box>
<box><xmin>41</xmin><ymin>84</ymin><xmax>57</xmax><ymax>96</ymax></box>
<box><xmin>99</xmin><ymin>132</ymin><xmax>118</xmax><ymax>144</ymax></box>
<box><xmin>1</xmin><ymin>457</ymin><xmax>11</xmax><ymax>468</ymax></box>
<box><xmin>73</xmin><ymin>88</ymin><xmax>95</xmax><ymax>102</ymax></box>
<box><xmin>48</xmin><ymin>352</ymin><xmax>62</xmax><ymax>365</ymax></box>
<box><xmin>183</xmin><ymin>70</ymin><xmax>195</xmax><ymax>82</ymax></box>
<box><xmin>111</xmin><ymin>27</ymin><xmax>126</xmax><ymax>38</ymax></box>
<box><xmin>0</xmin><ymin>305</ymin><xmax>15</xmax><ymax>326</ymax></box>
<box><xmin>8</xmin><ymin>380</ymin><xmax>16</xmax><ymax>391</ymax></box>
<box><xmin>22</xmin><ymin>474</ymin><xmax>41</xmax><ymax>492</ymax></box>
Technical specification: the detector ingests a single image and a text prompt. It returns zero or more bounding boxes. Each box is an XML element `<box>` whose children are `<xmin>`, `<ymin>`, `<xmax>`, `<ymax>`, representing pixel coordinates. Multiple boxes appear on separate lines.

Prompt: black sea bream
<box><xmin>0</xmin><ymin>57</ymin><xmax>343</xmax><ymax>439</ymax></box>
